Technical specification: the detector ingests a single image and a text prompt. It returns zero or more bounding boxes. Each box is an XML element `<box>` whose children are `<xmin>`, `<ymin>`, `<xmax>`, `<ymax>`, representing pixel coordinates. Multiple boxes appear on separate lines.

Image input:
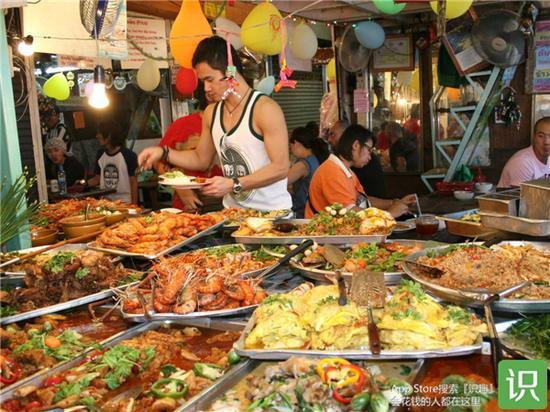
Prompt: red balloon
<box><xmin>175</xmin><ymin>67</ymin><xmax>198</xmax><ymax>96</ymax></box>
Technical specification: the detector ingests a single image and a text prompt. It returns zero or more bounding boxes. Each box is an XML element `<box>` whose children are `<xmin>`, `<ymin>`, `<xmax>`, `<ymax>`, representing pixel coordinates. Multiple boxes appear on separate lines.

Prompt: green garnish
<box><xmin>44</xmin><ymin>252</ymin><xmax>76</xmax><ymax>274</ymax></box>
<box><xmin>96</xmin><ymin>345</ymin><xmax>156</xmax><ymax>390</ymax></box>
<box><xmin>317</xmin><ymin>296</ymin><xmax>338</xmax><ymax>306</ymax></box>
<box><xmin>14</xmin><ymin>329</ymin><xmax>89</xmax><ymax>361</ymax></box>
<box><xmin>144</xmin><ymin>215</ymin><xmax>154</xmax><ymax>224</ymax></box>
<box><xmin>205</xmin><ymin>245</ymin><xmax>244</xmax><ymax>257</ymax></box>
<box><xmin>161</xmin><ymin>364</ymin><xmax>178</xmax><ymax>377</ymax></box>
<box><xmin>53</xmin><ymin>372</ymin><xmax>100</xmax><ymax>403</ymax></box>
<box><xmin>116</xmin><ymin>272</ymin><xmax>143</xmax><ymax>286</ymax></box>
<box><xmin>75</xmin><ymin>267</ymin><xmax>90</xmax><ymax>280</ymax></box>
<box><xmin>391</xmin><ymin>308</ymin><xmax>423</xmax><ymax>321</ymax></box>
<box><xmin>446</xmin><ymin>307</ymin><xmax>471</xmax><ymax>325</ymax></box>
<box><xmin>509</xmin><ymin>314</ymin><xmax>550</xmax><ymax>359</ymax></box>
<box><xmin>0</xmin><ymin>305</ymin><xmax>16</xmax><ymax>317</ymax></box>
<box><xmin>261</xmin><ymin>294</ymin><xmax>293</xmax><ymax>308</ymax></box>
<box><xmin>162</xmin><ymin>171</ymin><xmax>185</xmax><ymax>179</ymax></box>
<box><xmin>250</xmin><ymin>248</ymin><xmax>275</xmax><ymax>261</ymax></box>
<box><xmin>396</xmin><ymin>280</ymin><xmax>427</xmax><ymax>302</ymax></box>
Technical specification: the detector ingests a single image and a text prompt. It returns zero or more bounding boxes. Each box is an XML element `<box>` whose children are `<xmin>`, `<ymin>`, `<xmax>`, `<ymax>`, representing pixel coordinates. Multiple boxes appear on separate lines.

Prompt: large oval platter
<box><xmin>401</xmin><ymin>241</ymin><xmax>550</xmax><ymax>313</ymax></box>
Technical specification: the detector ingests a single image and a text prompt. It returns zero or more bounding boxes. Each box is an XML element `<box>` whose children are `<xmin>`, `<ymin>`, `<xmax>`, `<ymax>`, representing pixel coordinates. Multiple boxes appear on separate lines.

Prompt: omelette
<box><xmin>378</xmin><ymin>281</ymin><xmax>487</xmax><ymax>350</ymax></box>
<box><xmin>245</xmin><ymin>281</ymin><xmax>487</xmax><ymax>352</ymax></box>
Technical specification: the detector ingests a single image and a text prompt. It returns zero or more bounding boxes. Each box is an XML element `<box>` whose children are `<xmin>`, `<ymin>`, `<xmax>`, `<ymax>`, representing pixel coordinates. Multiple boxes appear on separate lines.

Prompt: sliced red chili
<box><xmin>44</xmin><ymin>375</ymin><xmax>63</xmax><ymax>387</ymax></box>
<box><xmin>333</xmin><ymin>386</ymin><xmax>354</xmax><ymax>404</ymax></box>
<box><xmin>0</xmin><ymin>355</ymin><xmax>21</xmax><ymax>384</ymax></box>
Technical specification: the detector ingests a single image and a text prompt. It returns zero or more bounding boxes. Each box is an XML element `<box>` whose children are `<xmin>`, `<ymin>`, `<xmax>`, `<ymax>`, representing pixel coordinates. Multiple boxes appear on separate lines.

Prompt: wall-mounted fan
<box><xmin>337</xmin><ymin>25</ymin><xmax>371</xmax><ymax>73</ymax></box>
<box><xmin>471</xmin><ymin>9</ymin><xmax>527</xmax><ymax>68</ymax></box>
<box><xmin>80</xmin><ymin>0</ymin><xmax>124</xmax><ymax>38</ymax></box>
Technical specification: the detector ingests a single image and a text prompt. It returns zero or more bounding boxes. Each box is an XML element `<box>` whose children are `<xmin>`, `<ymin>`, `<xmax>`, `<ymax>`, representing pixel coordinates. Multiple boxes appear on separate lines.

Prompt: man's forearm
<box><xmin>239</xmin><ymin>162</ymin><xmax>288</xmax><ymax>190</ymax></box>
<box><xmin>166</xmin><ymin>148</ymin><xmax>210</xmax><ymax>172</ymax></box>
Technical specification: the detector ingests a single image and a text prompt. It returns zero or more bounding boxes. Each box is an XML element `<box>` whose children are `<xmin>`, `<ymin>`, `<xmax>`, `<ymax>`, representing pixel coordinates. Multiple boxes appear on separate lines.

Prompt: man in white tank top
<box><xmin>139</xmin><ymin>37</ymin><xmax>292</xmax><ymax>211</ymax></box>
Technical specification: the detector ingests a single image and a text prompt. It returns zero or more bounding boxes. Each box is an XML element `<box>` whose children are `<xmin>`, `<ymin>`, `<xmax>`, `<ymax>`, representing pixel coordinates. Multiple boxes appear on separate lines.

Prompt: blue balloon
<box><xmin>354</xmin><ymin>21</ymin><xmax>385</xmax><ymax>49</ymax></box>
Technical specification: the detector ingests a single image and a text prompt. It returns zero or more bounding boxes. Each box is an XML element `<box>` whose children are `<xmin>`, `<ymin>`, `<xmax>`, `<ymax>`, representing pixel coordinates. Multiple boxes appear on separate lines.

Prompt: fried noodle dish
<box><xmin>94</xmin><ymin>212</ymin><xmax>224</xmax><ymax>255</ymax></box>
<box><xmin>122</xmin><ymin>245</ymin><xmax>273</xmax><ymax>315</ymax></box>
<box><xmin>416</xmin><ymin>244</ymin><xmax>550</xmax><ymax>300</ymax></box>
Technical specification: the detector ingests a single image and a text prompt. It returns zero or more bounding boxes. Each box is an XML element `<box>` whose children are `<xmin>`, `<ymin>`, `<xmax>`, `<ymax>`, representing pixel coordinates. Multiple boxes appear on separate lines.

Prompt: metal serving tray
<box><xmin>0</xmin><ymin>319</ymin><xmax>248</xmax><ymax>408</ymax></box>
<box><xmin>440</xmin><ymin>209</ymin><xmax>502</xmax><ymax>239</ymax></box>
<box><xmin>120</xmin><ymin>243</ymin><xmax>279</xmax><ymax>322</ymax></box>
<box><xmin>0</xmin><ymin>278</ymin><xmax>139</xmax><ymax>326</ymax></box>
<box><xmin>478</xmin><ymin>211</ymin><xmax>550</xmax><ymax>237</ymax></box>
<box><xmin>182</xmin><ymin>358</ymin><xmax>425</xmax><ymax>412</ymax></box>
<box><xmin>121</xmin><ymin>304</ymin><xmax>259</xmax><ymax>323</ymax></box>
<box><xmin>497</xmin><ymin>319</ymin><xmax>550</xmax><ymax>369</ymax></box>
<box><xmin>233</xmin><ymin>219</ymin><xmax>389</xmax><ymax>245</ymax></box>
<box><xmin>233</xmin><ymin>313</ymin><xmax>484</xmax><ymax>361</ymax></box>
<box><xmin>290</xmin><ymin>240</ymin><xmax>437</xmax><ymax>286</ymax></box>
<box><xmin>87</xmin><ymin>219</ymin><xmax>226</xmax><ymax>259</ymax></box>
<box><xmin>0</xmin><ymin>312</ymin><xmax>134</xmax><ymax>395</ymax></box>
<box><xmin>0</xmin><ymin>243</ymin><xmax>91</xmax><ymax>273</ymax></box>
<box><xmin>401</xmin><ymin>242</ymin><xmax>550</xmax><ymax>313</ymax></box>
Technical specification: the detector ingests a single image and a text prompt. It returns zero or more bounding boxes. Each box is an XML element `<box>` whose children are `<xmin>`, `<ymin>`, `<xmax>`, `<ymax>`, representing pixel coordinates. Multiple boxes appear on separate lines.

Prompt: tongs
<box><xmin>319</xmin><ymin>244</ymin><xmax>347</xmax><ymax>306</ymax></box>
<box><xmin>477</xmin><ymin>281</ymin><xmax>531</xmax><ymax>387</ymax></box>
<box><xmin>254</xmin><ymin>239</ymin><xmax>314</xmax><ymax>281</ymax></box>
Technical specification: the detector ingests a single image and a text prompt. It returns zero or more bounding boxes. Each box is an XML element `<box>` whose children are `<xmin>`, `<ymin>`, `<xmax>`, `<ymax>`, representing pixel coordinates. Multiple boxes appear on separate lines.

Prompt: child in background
<box><xmin>86</xmin><ymin>120</ymin><xmax>138</xmax><ymax>204</ymax></box>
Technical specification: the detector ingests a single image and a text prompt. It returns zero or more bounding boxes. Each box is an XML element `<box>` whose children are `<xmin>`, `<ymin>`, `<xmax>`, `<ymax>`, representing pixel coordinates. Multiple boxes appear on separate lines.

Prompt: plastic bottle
<box><xmin>58</xmin><ymin>165</ymin><xmax>67</xmax><ymax>195</ymax></box>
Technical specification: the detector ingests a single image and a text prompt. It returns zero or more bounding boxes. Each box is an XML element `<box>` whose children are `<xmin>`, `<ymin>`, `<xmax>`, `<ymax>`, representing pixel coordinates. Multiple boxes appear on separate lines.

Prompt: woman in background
<box><xmin>287</xmin><ymin>127</ymin><xmax>329</xmax><ymax>218</ymax></box>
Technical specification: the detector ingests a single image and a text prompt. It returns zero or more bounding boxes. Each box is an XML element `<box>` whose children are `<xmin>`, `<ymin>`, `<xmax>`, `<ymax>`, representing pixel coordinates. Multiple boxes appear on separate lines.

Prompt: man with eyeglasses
<box><xmin>498</xmin><ymin>116</ymin><xmax>550</xmax><ymax>188</ymax></box>
<box><xmin>139</xmin><ymin>36</ymin><xmax>292</xmax><ymax>211</ymax></box>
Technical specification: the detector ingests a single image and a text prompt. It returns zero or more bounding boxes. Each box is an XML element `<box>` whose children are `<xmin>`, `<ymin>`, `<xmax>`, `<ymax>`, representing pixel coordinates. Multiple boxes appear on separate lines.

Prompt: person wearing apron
<box><xmin>138</xmin><ymin>36</ymin><xmax>292</xmax><ymax>211</ymax></box>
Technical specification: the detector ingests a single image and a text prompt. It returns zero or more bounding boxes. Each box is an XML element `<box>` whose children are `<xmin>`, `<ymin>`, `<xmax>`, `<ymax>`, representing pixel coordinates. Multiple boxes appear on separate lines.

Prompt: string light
<box><xmin>89</xmin><ymin>65</ymin><xmax>109</xmax><ymax>109</ymax></box>
<box><xmin>17</xmin><ymin>35</ymin><xmax>34</xmax><ymax>56</ymax></box>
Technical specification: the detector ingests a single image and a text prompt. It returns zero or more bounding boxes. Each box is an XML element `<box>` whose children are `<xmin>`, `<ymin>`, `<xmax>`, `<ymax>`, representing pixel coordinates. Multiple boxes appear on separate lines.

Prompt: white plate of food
<box><xmin>159</xmin><ymin>171</ymin><xmax>208</xmax><ymax>189</ymax></box>
<box><xmin>393</xmin><ymin>218</ymin><xmax>416</xmax><ymax>233</ymax></box>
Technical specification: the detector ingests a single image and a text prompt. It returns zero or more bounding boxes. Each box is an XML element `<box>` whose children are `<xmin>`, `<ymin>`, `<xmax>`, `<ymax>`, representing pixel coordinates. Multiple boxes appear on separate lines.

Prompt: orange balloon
<box><xmin>170</xmin><ymin>0</ymin><xmax>213</xmax><ymax>68</ymax></box>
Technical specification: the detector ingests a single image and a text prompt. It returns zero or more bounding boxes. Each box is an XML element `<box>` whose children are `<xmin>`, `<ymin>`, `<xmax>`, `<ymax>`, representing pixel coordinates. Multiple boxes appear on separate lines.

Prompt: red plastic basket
<box><xmin>435</xmin><ymin>181</ymin><xmax>475</xmax><ymax>195</ymax></box>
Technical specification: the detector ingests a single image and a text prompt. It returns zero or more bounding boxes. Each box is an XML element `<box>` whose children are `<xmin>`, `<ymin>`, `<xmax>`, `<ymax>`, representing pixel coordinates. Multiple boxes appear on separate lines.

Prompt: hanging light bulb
<box><xmin>17</xmin><ymin>35</ymin><xmax>34</xmax><ymax>56</ymax></box>
<box><xmin>89</xmin><ymin>65</ymin><xmax>109</xmax><ymax>109</ymax></box>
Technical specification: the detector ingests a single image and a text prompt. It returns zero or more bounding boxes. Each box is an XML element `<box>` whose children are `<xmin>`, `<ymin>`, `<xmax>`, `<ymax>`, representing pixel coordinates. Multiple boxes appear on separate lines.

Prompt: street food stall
<box><xmin>1</xmin><ymin>1</ymin><xmax>549</xmax><ymax>411</ymax></box>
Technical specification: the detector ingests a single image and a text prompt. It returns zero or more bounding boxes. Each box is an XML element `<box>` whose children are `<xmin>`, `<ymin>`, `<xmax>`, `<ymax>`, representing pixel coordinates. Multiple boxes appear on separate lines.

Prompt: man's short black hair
<box><xmin>97</xmin><ymin>119</ymin><xmax>126</xmax><ymax>148</ymax></box>
<box><xmin>335</xmin><ymin>124</ymin><xmax>374</xmax><ymax>161</ymax></box>
<box><xmin>534</xmin><ymin>116</ymin><xmax>550</xmax><ymax>132</ymax></box>
<box><xmin>192</xmin><ymin>36</ymin><xmax>244</xmax><ymax>77</ymax></box>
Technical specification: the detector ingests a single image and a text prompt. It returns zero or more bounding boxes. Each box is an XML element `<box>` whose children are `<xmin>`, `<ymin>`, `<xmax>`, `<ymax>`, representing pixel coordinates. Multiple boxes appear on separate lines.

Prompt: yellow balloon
<box><xmin>170</xmin><ymin>0</ymin><xmax>213</xmax><ymax>68</ymax></box>
<box><xmin>411</xmin><ymin>69</ymin><xmax>420</xmax><ymax>92</ymax></box>
<box><xmin>43</xmin><ymin>73</ymin><xmax>70</xmax><ymax>101</ymax></box>
<box><xmin>327</xmin><ymin>58</ymin><xmax>336</xmax><ymax>80</ymax></box>
<box><xmin>430</xmin><ymin>0</ymin><xmax>473</xmax><ymax>20</ymax></box>
<box><xmin>240</xmin><ymin>2</ymin><xmax>283</xmax><ymax>56</ymax></box>
<box><xmin>373</xmin><ymin>93</ymin><xmax>378</xmax><ymax>108</ymax></box>
<box><xmin>137</xmin><ymin>59</ymin><xmax>161</xmax><ymax>92</ymax></box>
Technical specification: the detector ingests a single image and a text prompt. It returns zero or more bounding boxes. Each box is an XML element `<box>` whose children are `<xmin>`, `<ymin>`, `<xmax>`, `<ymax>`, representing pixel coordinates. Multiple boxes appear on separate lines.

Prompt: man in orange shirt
<box><xmin>306</xmin><ymin>125</ymin><xmax>414</xmax><ymax>218</ymax></box>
